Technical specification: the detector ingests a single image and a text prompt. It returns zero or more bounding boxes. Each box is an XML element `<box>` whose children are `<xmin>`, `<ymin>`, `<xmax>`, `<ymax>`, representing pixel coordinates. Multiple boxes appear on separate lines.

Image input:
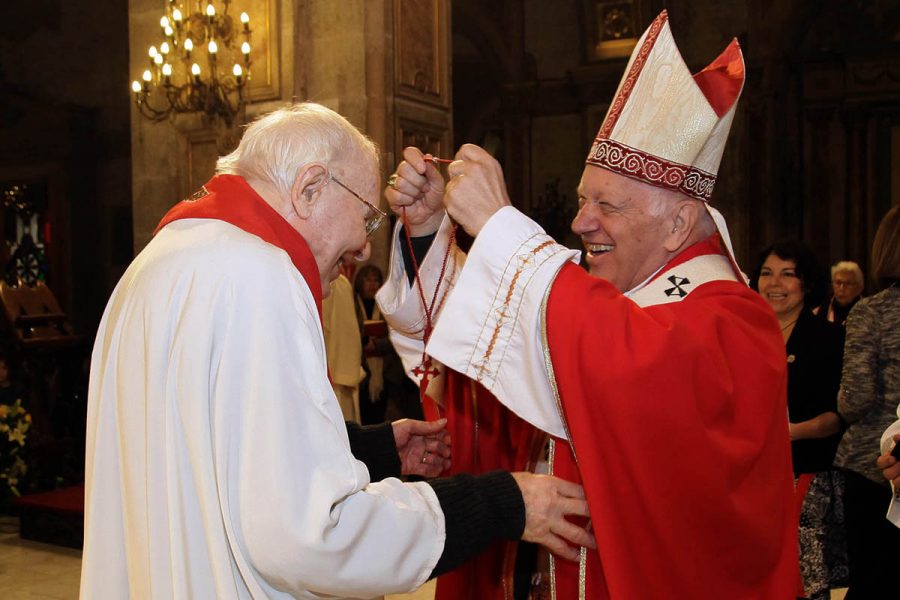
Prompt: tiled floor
<box><xmin>2</xmin><ymin>516</ymin><xmax>853</xmax><ymax>600</ymax></box>
<box><xmin>0</xmin><ymin>526</ymin><xmax>82</xmax><ymax>600</ymax></box>
<box><xmin>0</xmin><ymin>516</ymin><xmax>435</xmax><ymax>600</ymax></box>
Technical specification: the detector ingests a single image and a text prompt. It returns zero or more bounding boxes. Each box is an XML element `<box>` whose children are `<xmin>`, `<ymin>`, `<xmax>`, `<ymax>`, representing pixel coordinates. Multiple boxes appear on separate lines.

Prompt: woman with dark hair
<box><xmin>752</xmin><ymin>240</ymin><xmax>847</xmax><ymax>600</ymax></box>
<box><xmin>353</xmin><ymin>265</ymin><xmax>423</xmax><ymax>424</ymax></box>
<box><xmin>838</xmin><ymin>205</ymin><xmax>900</xmax><ymax>597</ymax></box>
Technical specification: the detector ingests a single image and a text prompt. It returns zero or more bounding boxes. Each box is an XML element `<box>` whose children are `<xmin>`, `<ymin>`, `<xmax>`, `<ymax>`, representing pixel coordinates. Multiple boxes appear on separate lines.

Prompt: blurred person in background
<box><xmin>752</xmin><ymin>240</ymin><xmax>847</xmax><ymax>600</ymax></box>
<box><xmin>835</xmin><ymin>204</ymin><xmax>900</xmax><ymax>598</ymax></box>
<box><xmin>815</xmin><ymin>261</ymin><xmax>864</xmax><ymax>327</ymax></box>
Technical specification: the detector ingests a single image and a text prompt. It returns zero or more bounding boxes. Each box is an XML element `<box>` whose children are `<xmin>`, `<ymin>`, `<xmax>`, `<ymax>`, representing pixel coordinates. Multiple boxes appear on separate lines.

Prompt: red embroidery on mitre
<box><xmin>585</xmin><ymin>12</ymin><xmax>746</xmax><ymax>203</ymax></box>
<box><xmin>586</xmin><ymin>139</ymin><xmax>717</xmax><ymax>202</ymax></box>
<box><xmin>596</xmin><ymin>10</ymin><xmax>668</xmax><ymax>140</ymax></box>
<box><xmin>693</xmin><ymin>38</ymin><xmax>744</xmax><ymax>118</ymax></box>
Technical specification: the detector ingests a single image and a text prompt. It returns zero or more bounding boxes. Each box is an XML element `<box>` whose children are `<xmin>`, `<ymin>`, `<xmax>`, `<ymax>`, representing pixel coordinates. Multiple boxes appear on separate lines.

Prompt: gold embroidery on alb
<box><xmin>578</xmin><ymin>545</ymin><xmax>587</xmax><ymax>600</ymax></box>
<box><xmin>540</xmin><ymin>286</ymin><xmax>587</xmax><ymax>599</ymax></box>
<box><xmin>548</xmin><ymin>438</ymin><xmax>556</xmax><ymax>600</ymax></box>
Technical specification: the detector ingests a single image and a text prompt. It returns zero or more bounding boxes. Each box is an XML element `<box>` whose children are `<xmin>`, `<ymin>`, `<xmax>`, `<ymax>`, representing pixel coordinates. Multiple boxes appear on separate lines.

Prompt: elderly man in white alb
<box><xmin>80</xmin><ymin>103</ymin><xmax>594</xmax><ymax>599</ymax></box>
<box><xmin>382</xmin><ymin>11</ymin><xmax>798</xmax><ymax>599</ymax></box>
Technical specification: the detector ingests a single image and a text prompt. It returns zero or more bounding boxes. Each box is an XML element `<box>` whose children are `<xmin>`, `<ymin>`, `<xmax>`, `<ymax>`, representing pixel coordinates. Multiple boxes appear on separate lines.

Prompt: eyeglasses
<box><xmin>329</xmin><ymin>175</ymin><xmax>388</xmax><ymax>238</ymax></box>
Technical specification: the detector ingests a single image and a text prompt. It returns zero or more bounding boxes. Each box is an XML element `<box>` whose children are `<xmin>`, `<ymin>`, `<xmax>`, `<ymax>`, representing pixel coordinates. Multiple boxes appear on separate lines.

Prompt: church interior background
<box><xmin>0</xmin><ymin>0</ymin><xmax>898</xmax><ymax>596</ymax></box>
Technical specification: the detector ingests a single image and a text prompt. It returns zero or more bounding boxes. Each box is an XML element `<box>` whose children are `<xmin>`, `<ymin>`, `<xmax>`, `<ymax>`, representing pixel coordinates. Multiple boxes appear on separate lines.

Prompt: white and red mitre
<box><xmin>588</xmin><ymin>10</ymin><xmax>749</xmax><ymax>282</ymax></box>
<box><xmin>586</xmin><ymin>10</ymin><xmax>745</xmax><ymax>203</ymax></box>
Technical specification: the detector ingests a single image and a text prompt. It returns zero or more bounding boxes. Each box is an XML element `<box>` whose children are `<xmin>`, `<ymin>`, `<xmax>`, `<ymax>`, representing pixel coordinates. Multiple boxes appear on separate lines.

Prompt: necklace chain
<box><xmin>401</xmin><ymin>207</ymin><xmax>457</xmax><ymax>413</ymax></box>
<box><xmin>780</xmin><ymin>318</ymin><xmax>798</xmax><ymax>332</ymax></box>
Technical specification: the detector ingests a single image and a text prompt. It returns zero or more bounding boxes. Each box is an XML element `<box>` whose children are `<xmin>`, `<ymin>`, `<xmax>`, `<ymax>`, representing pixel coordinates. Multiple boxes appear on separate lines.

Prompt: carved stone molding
<box><xmin>804</xmin><ymin>57</ymin><xmax>900</xmax><ymax>105</ymax></box>
<box><xmin>394</xmin><ymin>0</ymin><xmax>450</xmax><ymax>108</ymax></box>
<box><xmin>395</xmin><ymin>102</ymin><xmax>451</xmax><ymax>161</ymax></box>
<box><xmin>246</xmin><ymin>0</ymin><xmax>282</xmax><ymax>102</ymax></box>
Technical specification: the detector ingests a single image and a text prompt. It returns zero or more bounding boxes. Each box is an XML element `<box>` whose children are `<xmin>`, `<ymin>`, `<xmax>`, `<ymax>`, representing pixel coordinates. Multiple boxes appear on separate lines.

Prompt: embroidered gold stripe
<box><xmin>539</xmin><ymin>281</ymin><xmax>586</xmax><ymax>599</ymax></box>
<box><xmin>548</xmin><ymin>438</ymin><xmax>556</xmax><ymax>600</ymax></box>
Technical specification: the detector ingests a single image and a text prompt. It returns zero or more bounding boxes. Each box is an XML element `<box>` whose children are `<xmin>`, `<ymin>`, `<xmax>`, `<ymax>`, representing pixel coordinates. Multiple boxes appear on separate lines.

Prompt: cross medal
<box><xmin>412</xmin><ymin>355</ymin><xmax>440</xmax><ymax>397</ymax></box>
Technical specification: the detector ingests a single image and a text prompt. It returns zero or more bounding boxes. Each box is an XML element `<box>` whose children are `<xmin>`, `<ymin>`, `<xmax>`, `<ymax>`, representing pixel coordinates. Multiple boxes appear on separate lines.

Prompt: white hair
<box><xmin>216</xmin><ymin>102</ymin><xmax>380</xmax><ymax>198</ymax></box>
<box><xmin>831</xmin><ymin>260</ymin><xmax>863</xmax><ymax>285</ymax></box>
<box><xmin>643</xmin><ymin>186</ymin><xmax>716</xmax><ymax>236</ymax></box>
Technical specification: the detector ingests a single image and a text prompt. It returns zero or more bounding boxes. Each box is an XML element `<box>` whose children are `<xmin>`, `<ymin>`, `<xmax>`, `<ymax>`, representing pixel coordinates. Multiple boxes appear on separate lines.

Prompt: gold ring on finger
<box><xmin>387</xmin><ymin>173</ymin><xmax>399</xmax><ymax>189</ymax></box>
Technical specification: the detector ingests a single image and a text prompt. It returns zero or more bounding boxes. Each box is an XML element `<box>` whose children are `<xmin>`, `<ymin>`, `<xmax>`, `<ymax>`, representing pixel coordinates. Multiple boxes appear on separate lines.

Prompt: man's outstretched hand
<box><xmin>393</xmin><ymin>418</ymin><xmax>451</xmax><ymax>478</ymax></box>
<box><xmin>511</xmin><ymin>472</ymin><xmax>596</xmax><ymax>562</ymax></box>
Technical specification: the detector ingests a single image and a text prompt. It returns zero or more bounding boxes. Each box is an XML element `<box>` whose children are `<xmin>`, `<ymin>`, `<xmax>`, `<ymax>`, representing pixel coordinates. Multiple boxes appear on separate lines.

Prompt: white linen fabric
<box><xmin>80</xmin><ymin>219</ymin><xmax>444</xmax><ymax>599</ymax></box>
<box><xmin>376</xmin><ymin>216</ymin><xmax>462</xmax><ymax>372</ymax></box>
<box><xmin>375</xmin><ymin>217</ymin><xmax>465</xmax><ymax>407</ymax></box>
<box><xmin>416</xmin><ymin>208</ymin><xmax>737</xmax><ymax>441</ymax></box>
<box><xmin>426</xmin><ymin>209</ymin><xmax>578</xmax><ymax>440</ymax></box>
<box><xmin>379</xmin><ymin>209</ymin><xmax>579</xmax><ymax>439</ymax></box>
<box><xmin>881</xmin><ymin>410</ymin><xmax>900</xmax><ymax>527</ymax></box>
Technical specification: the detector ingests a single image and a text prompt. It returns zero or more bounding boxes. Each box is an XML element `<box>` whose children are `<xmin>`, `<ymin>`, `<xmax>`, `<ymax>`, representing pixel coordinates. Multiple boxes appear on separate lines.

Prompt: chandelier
<box><xmin>131</xmin><ymin>1</ymin><xmax>253</xmax><ymax>125</ymax></box>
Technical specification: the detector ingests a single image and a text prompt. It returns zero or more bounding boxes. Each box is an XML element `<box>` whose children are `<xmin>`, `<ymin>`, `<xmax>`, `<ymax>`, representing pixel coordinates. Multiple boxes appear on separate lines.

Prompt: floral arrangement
<box><xmin>0</xmin><ymin>398</ymin><xmax>30</xmax><ymax>497</ymax></box>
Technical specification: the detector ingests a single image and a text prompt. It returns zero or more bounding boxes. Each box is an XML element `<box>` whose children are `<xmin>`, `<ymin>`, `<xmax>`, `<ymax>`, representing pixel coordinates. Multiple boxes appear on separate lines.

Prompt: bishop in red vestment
<box><xmin>384</xmin><ymin>11</ymin><xmax>798</xmax><ymax>599</ymax></box>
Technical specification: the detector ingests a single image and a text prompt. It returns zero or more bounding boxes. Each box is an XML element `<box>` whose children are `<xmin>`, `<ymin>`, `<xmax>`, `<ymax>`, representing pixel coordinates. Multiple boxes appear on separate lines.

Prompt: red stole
<box><xmin>435</xmin><ymin>369</ymin><xmax>544</xmax><ymax>600</ymax></box>
<box><xmin>155</xmin><ymin>174</ymin><xmax>323</xmax><ymax>320</ymax></box>
<box><xmin>545</xmin><ymin>238</ymin><xmax>798</xmax><ymax>599</ymax></box>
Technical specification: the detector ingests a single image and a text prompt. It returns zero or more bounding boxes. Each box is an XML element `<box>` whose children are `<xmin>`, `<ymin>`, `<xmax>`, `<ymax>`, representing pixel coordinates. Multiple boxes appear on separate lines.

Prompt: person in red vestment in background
<box><xmin>384</xmin><ymin>10</ymin><xmax>798</xmax><ymax>599</ymax></box>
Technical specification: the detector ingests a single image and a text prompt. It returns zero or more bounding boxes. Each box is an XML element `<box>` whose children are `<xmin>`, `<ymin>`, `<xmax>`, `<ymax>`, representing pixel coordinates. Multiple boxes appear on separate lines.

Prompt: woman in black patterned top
<box><xmin>836</xmin><ymin>205</ymin><xmax>900</xmax><ymax>598</ymax></box>
<box><xmin>753</xmin><ymin>240</ymin><xmax>847</xmax><ymax>600</ymax></box>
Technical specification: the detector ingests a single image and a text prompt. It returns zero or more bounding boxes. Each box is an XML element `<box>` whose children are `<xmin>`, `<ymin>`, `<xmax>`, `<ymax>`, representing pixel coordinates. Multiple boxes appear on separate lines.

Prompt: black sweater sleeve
<box><xmin>345</xmin><ymin>421</ymin><xmax>402</xmax><ymax>482</ymax></box>
<box><xmin>399</xmin><ymin>226</ymin><xmax>437</xmax><ymax>285</ymax></box>
<box><xmin>427</xmin><ymin>470</ymin><xmax>526</xmax><ymax>578</ymax></box>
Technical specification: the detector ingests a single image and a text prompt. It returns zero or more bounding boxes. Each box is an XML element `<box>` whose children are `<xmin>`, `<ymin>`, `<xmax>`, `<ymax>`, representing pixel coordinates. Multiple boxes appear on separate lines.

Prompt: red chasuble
<box><xmin>544</xmin><ymin>238</ymin><xmax>798</xmax><ymax>599</ymax></box>
<box><xmin>155</xmin><ymin>174</ymin><xmax>323</xmax><ymax>320</ymax></box>
<box><xmin>435</xmin><ymin>371</ymin><xmax>544</xmax><ymax>600</ymax></box>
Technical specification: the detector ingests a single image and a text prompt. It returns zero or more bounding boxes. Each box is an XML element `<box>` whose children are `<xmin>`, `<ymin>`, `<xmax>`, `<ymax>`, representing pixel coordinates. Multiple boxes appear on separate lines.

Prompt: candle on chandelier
<box><xmin>191</xmin><ymin>63</ymin><xmax>201</xmax><ymax>83</ymax></box>
<box><xmin>208</xmin><ymin>40</ymin><xmax>218</xmax><ymax>55</ymax></box>
<box><xmin>241</xmin><ymin>41</ymin><xmax>251</xmax><ymax>63</ymax></box>
<box><xmin>172</xmin><ymin>9</ymin><xmax>182</xmax><ymax>24</ymax></box>
<box><xmin>153</xmin><ymin>53</ymin><xmax>163</xmax><ymax>66</ymax></box>
<box><xmin>206</xmin><ymin>3</ymin><xmax>215</xmax><ymax>24</ymax></box>
<box><xmin>233</xmin><ymin>64</ymin><xmax>243</xmax><ymax>83</ymax></box>
<box><xmin>184</xmin><ymin>37</ymin><xmax>193</xmax><ymax>59</ymax></box>
<box><xmin>142</xmin><ymin>69</ymin><xmax>152</xmax><ymax>83</ymax></box>
<box><xmin>160</xmin><ymin>42</ymin><xmax>170</xmax><ymax>56</ymax></box>
<box><xmin>162</xmin><ymin>63</ymin><xmax>172</xmax><ymax>84</ymax></box>
<box><xmin>131</xmin><ymin>80</ymin><xmax>142</xmax><ymax>94</ymax></box>
<box><xmin>240</xmin><ymin>12</ymin><xmax>250</xmax><ymax>32</ymax></box>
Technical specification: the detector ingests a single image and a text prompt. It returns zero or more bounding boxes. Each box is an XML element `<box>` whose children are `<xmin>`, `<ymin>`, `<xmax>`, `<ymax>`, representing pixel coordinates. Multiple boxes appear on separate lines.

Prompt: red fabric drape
<box><xmin>543</xmin><ymin>241</ymin><xmax>798</xmax><ymax>598</ymax></box>
<box><xmin>435</xmin><ymin>370</ymin><xmax>542</xmax><ymax>600</ymax></box>
<box><xmin>155</xmin><ymin>174</ymin><xmax>323</xmax><ymax>321</ymax></box>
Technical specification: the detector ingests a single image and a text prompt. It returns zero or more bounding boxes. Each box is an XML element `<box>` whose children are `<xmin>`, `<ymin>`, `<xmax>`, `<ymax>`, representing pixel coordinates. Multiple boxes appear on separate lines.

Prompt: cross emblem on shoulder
<box><xmin>664</xmin><ymin>275</ymin><xmax>691</xmax><ymax>298</ymax></box>
<box><xmin>183</xmin><ymin>186</ymin><xmax>209</xmax><ymax>203</ymax></box>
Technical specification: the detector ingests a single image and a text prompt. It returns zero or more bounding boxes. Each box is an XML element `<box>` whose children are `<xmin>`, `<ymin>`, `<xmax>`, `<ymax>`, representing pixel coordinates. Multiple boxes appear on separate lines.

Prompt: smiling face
<box><xmin>300</xmin><ymin>160</ymin><xmax>378</xmax><ymax>294</ymax></box>
<box><xmin>571</xmin><ymin>167</ymin><xmax>676</xmax><ymax>292</ymax></box>
<box><xmin>757</xmin><ymin>254</ymin><xmax>805</xmax><ymax>320</ymax></box>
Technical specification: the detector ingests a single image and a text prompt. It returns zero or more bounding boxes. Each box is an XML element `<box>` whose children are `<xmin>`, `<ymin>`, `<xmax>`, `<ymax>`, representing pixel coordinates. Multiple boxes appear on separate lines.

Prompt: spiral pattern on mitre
<box><xmin>586</xmin><ymin>139</ymin><xmax>717</xmax><ymax>201</ymax></box>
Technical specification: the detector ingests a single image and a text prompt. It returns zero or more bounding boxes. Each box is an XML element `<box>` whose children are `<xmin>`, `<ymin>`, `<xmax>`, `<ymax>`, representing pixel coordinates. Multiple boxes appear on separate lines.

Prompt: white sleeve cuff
<box><xmin>376</xmin><ymin>215</ymin><xmax>463</xmax><ymax>376</ymax></box>
<box><xmin>427</xmin><ymin>207</ymin><xmax>580</xmax><ymax>439</ymax></box>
